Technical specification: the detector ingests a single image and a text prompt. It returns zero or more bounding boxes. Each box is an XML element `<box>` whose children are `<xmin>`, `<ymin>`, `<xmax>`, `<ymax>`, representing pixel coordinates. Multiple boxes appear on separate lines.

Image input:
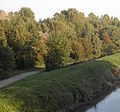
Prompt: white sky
<box><xmin>0</xmin><ymin>0</ymin><xmax>120</xmax><ymax>20</ymax></box>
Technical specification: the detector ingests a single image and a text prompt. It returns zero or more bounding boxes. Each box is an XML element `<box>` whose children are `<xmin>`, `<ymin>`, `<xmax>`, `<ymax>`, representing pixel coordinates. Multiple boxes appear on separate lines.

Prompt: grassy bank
<box><xmin>0</xmin><ymin>53</ymin><xmax>120</xmax><ymax>112</ymax></box>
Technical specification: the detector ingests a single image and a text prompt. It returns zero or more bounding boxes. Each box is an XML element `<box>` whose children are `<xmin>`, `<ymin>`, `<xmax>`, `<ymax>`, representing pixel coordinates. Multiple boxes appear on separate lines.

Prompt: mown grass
<box><xmin>0</xmin><ymin>53</ymin><xmax>120</xmax><ymax>112</ymax></box>
<box><xmin>99</xmin><ymin>53</ymin><xmax>120</xmax><ymax>68</ymax></box>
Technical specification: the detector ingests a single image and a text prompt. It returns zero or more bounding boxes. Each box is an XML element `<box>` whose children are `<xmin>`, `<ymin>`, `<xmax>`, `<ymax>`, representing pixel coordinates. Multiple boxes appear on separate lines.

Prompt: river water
<box><xmin>84</xmin><ymin>88</ymin><xmax>120</xmax><ymax>112</ymax></box>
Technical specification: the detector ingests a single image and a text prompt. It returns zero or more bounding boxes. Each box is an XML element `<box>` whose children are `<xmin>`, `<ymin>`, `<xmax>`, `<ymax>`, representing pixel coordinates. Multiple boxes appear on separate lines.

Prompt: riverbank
<box><xmin>79</xmin><ymin>86</ymin><xmax>120</xmax><ymax>112</ymax></box>
<box><xmin>74</xmin><ymin>79</ymin><xmax>120</xmax><ymax>112</ymax></box>
<box><xmin>68</xmin><ymin>73</ymin><xmax>120</xmax><ymax>112</ymax></box>
<box><xmin>0</xmin><ymin>53</ymin><xmax>120</xmax><ymax>112</ymax></box>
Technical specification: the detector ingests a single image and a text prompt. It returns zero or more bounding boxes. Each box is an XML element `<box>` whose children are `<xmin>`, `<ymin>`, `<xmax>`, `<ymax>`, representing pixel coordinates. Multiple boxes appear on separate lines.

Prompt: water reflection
<box><xmin>86</xmin><ymin>89</ymin><xmax>120</xmax><ymax>112</ymax></box>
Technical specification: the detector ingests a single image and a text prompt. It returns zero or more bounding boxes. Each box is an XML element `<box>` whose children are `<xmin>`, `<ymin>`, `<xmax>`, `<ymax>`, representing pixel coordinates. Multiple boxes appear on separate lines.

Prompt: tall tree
<box><xmin>44</xmin><ymin>36</ymin><xmax>71</xmax><ymax>70</ymax></box>
<box><xmin>0</xmin><ymin>25</ymin><xmax>16</xmax><ymax>78</ymax></box>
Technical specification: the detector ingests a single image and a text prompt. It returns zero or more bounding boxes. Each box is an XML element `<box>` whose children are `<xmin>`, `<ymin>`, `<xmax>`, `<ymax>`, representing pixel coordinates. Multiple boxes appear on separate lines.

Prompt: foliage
<box><xmin>91</xmin><ymin>35</ymin><xmax>102</xmax><ymax>58</ymax></box>
<box><xmin>70</xmin><ymin>39</ymin><xmax>85</xmax><ymax>63</ymax></box>
<box><xmin>0</xmin><ymin>7</ymin><xmax>120</xmax><ymax>71</ymax></box>
<box><xmin>44</xmin><ymin>36</ymin><xmax>71</xmax><ymax>70</ymax></box>
<box><xmin>82</xmin><ymin>37</ymin><xmax>94</xmax><ymax>60</ymax></box>
<box><xmin>0</xmin><ymin>25</ymin><xmax>16</xmax><ymax>79</ymax></box>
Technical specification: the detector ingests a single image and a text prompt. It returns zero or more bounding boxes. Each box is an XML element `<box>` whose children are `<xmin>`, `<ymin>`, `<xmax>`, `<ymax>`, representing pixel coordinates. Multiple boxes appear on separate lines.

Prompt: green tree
<box><xmin>70</xmin><ymin>39</ymin><xmax>85</xmax><ymax>63</ymax></box>
<box><xmin>6</xmin><ymin>7</ymin><xmax>43</xmax><ymax>69</ymax></box>
<box><xmin>91</xmin><ymin>35</ymin><xmax>102</xmax><ymax>58</ymax></box>
<box><xmin>0</xmin><ymin>27</ymin><xmax>16</xmax><ymax>78</ymax></box>
<box><xmin>44</xmin><ymin>36</ymin><xmax>71</xmax><ymax>70</ymax></box>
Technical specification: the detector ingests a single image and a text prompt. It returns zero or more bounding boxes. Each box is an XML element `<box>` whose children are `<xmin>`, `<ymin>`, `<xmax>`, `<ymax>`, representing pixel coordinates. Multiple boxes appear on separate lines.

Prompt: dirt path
<box><xmin>0</xmin><ymin>70</ymin><xmax>41</xmax><ymax>89</ymax></box>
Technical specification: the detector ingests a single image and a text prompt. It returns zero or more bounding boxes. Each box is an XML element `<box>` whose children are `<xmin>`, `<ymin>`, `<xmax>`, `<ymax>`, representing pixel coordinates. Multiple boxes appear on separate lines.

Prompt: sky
<box><xmin>0</xmin><ymin>0</ymin><xmax>120</xmax><ymax>20</ymax></box>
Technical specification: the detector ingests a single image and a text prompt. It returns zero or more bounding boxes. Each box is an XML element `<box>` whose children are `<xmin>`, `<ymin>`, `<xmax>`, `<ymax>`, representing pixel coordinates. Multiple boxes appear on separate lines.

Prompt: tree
<box><xmin>0</xmin><ymin>7</ymin><xmax>120</xmax><ymax>72</ymax></box>
<box><xmin>44</xmin><ymin>36</ymin><xmax>71</xmax><ymax>70</ymax></box>
<box><xmin>102</xmin><ymin>44</ymin><xmax>114</xmax><ymax>55</ymax></box>
<box><xmin>91</xmin><ymin>35</ymin><xmax>102</xmax><ymax>58</ymax></box>
<box><xmin>18</xmin><ymin>7</ymin><xmax>35</xmax><ymax>21</ymax></box>
<box><xmin>70</xmin><ymin>39</ymin><xmax>84</xmax><ymax>63</ymax></box>
<box><xmin>82</xmin><ymin>38</ymin><xmax>94</xmax><ymax>60</ymax></box>
<box><xmin>5</xmin><ymin>7</ymin><xmax>43</xmax><ymax>69</ymax></box>
<box><xmin>102</xmin><ymin>33</ymin><xmax>112</xmax><ymax>44</ymax></box>
<box><xmin>33</xmin><ymin>35</ymin><xmax>47</xmax><ymax>67</ymax></box>
<box><xmin>0</xmin><ymin>28</ymin><xmax>16</xmax><ymax>78</ymax></box>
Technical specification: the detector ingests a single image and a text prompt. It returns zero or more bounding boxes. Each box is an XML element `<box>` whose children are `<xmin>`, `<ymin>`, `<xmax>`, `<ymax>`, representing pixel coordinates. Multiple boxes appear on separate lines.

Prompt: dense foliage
<box><xmin>39</xmin><ymin>10</ymin><xmax>120</xmax><ymax>67</ymax></box>
<box><xmin>0</xmin><ymin>8</ymin><xmax>120</xmax><ymax>77</ymax></box>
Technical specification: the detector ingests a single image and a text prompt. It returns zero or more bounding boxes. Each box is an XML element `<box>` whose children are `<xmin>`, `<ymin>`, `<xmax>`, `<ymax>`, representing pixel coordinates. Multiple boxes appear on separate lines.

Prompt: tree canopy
<box><xmin>0</xmin><ymin>7</ymin><xmax>120</xmax><ymax>77</ymax></box>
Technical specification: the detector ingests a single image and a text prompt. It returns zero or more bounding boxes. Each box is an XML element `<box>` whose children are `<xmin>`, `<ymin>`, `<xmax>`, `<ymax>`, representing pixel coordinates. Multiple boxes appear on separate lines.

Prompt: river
<box><xmin>82</xmin><ymin>88</ymin><xmax>120</xmax><ymax>112</ymax></box>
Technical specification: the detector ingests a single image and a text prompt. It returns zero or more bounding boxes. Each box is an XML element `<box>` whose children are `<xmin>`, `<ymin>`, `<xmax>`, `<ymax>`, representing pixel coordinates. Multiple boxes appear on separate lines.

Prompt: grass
<box><xmin>99</xmin><ymin>53</ymin><xmax>120</xmax><ymax>68</ymax></box>
<box><xmin>0</xmin><ymin>53</ymin><xmax>120</xmax><ymax>112</ymax></box>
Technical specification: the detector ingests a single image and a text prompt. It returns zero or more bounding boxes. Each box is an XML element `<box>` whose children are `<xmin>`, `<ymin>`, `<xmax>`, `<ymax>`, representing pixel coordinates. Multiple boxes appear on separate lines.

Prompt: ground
<box><xmin>0</xmin><ymin>53</ymin><xmax>119</xmax><ymax>112</ymax></box>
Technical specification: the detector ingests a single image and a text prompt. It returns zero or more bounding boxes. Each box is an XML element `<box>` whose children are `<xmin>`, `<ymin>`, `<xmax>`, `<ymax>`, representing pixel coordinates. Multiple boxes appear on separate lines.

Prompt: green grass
<box><xmin>99</xmin><ymin>53</ymin><xmax>120</xmax><ymax>68</ymax></box>
<box><xmin>0</xmin><ymin>53</ymin><xmax>120</xmax><ymax>112</ymax></box>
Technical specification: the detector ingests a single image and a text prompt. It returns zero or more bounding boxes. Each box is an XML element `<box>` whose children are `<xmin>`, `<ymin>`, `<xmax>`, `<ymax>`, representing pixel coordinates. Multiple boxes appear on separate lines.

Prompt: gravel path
<box><xmin>0</xmin><ymin>70</ymin><xmax>41</xmax><ymax>89</ymax></box>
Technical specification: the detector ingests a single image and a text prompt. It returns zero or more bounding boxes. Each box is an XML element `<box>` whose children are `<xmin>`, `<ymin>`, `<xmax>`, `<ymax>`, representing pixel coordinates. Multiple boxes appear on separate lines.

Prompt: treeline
<box><xmin>0</xmin><ymin>8</ymin><xmax>120</xmax><ymax>77</ymax></box>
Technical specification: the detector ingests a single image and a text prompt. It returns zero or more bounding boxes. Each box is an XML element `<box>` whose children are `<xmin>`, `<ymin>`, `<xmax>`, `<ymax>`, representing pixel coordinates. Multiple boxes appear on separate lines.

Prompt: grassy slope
<box><xmin>0</xmin><ymin>53</ymin><xmax>120</xmax><ymax>112</ymax></box>
<box><xmin>99</xmin><ymin>53</ymin><xmax>120</xmax><ymax>68</ymax></box>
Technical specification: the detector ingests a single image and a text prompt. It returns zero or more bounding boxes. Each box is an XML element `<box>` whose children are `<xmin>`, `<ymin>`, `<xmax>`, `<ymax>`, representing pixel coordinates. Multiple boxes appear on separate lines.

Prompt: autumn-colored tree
<box><xmin>82</xmin><ymin>38</ymin><xmax>94</xmax><ymax>60</ymax></box>
<box><xmin>102</xmin><ymin>33</ymin><xmax>112</xmax><ymax>44</ymax></box>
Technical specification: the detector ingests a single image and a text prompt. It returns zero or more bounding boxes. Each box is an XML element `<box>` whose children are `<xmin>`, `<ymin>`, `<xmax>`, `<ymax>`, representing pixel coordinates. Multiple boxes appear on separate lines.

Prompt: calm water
<box><xmin>85</xmin><ymin>88</ymin><xmax>120</xmax><ymax>112</ymax></box>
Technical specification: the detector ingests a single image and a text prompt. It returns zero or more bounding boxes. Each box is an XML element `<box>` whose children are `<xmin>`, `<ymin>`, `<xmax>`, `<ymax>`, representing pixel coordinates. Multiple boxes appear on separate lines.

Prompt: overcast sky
<box><xmin>0</xmin><ymin>0</ymin><xmax>120</xmax><ymax>20</ymax></box>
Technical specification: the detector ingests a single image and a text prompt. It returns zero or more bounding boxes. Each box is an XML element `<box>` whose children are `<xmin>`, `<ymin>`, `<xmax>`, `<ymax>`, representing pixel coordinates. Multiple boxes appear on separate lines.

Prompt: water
<box><xmin>85</xmin><ymin>88</ymin><xmax>120</xmax><ymax>112</ymax></box>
